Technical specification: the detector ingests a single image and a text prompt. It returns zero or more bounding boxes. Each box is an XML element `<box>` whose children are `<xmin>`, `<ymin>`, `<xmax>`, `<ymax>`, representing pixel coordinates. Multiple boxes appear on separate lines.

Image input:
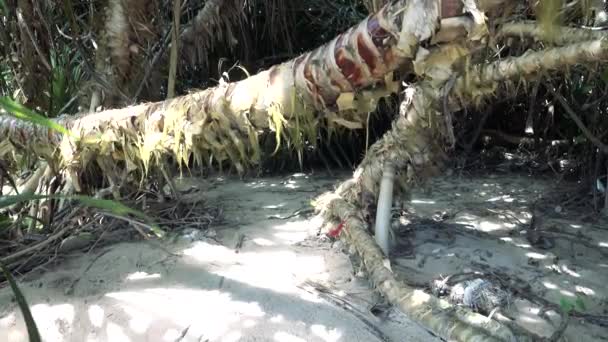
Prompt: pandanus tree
<box><xmin>2</xmin><ymin>0</ymin><xmax>608</xmax><ymax>340</ymax></box>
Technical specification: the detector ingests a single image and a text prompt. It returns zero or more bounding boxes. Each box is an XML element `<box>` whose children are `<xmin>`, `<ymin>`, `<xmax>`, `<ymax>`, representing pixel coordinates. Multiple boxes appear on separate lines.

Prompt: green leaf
<box><xmin>73</xmin><ymin>195</ymin><xmax>165</xmax><ymax>237</ymax></box>
<box><xmin>575</xmin><ymin>295</ymin><xmax>587</xmax><ymax>311</ymax></box>
<box><xmin>559</xmin><ymin>297</ymin><xmax>573</xmax><ymax>313</ymax></box>
<box><xmin>0</xmin><ymin>262</ymin><xmax>41</xmax><ymax>342</ymax></box>
<box><xmin>601</xmin><ymin>69</ymin><xmax>608</xmax><ymax>85</ymax></box>
<box><xmin>0</xmin><ymin>214</ymin><xmax>10</xmax><ymax>231</ymax></box>
<box><xmin>0</xmin><ymin>194</ymin><xmax>164</xmax><ymax>237</ymax></box>
<box><xmin>0</xmin><ymin>96</ymin><xmax>72</xmax><ymax>136</ymax></box>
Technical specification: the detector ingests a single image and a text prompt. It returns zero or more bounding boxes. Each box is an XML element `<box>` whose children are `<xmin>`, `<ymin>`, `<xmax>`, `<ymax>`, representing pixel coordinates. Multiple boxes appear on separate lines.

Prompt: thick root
<box><xmin>327</xmin><ymin>197</ymin><xmax>523</xmax><ymax>342</ymax></box>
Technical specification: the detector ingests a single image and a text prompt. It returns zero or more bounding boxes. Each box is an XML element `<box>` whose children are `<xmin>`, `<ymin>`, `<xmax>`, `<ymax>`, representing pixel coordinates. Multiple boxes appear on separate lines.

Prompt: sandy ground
<box><xmin>0</xmin><ymin>173</ymin><xmax>438</xmax><ymax>342</ymax></box>
<box><xmin>395</xmin><ymin>173</ymin><xmax>608</xmax><ymax>341</ymax></box>
<box><xmin>1</xmin><ymin>171</ymin><xmax>607</xmax><ymax>341</ymax></box>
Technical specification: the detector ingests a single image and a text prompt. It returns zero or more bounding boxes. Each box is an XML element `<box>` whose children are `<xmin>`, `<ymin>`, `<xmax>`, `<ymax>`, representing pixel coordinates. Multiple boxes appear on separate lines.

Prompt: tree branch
<box><xmin>497</xmin><ymin>21</ymin><xmax>608</xmax><ymax>46</ymax></box>
<box><xmin>547</xmin><ymin>86</ymin><xmax>608</xmax><ymax>154</ymax></box>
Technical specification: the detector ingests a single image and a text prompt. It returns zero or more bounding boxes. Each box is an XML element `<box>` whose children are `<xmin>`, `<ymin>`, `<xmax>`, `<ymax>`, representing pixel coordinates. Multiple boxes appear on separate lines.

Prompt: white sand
<box><xmin>2</xmin><ymin>171</ymin><xmax>606</xmax><ymax>342</ymax></box>
<box><xmin>0</xmin><ymin>173</ymin><xmax>437</xmax><ymax>342</ymax></box>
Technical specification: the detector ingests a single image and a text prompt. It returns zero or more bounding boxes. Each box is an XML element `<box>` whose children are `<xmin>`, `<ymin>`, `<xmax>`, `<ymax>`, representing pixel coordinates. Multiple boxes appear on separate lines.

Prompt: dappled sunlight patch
<box><xmin>222</xmin><ymin>330</ymin><xmax>243</xmax><ymax>342</ymax></box>
<box><xmin>122</xmin><ymin>304</ymin><xmax>154</xmax><ymax>334</ymax></box>
<box><xmin>575</xmin><ymin>285</ymin><xmax>595</xmax><ymax>296</ymax></box>
<box><xmin>8</xmin><ymin>330</ymin><xmax>26</xmax><ymax>341</ymax></box>
<box><xmin>517</xmin><ymin>305</ymin><xmax>543</xmax><ymax>322</ymax></box>
<box><xmin>252</xmin><ymin>237</ymin><xmax>276</xmax><ymax>246</ymax></box>
<box><xmin>411</xmin><ymin>199</ymin><xmax>436</xmax><ymax>204</ymax></box>
<box><xmin>543</xmin><ymin>281</ymin><xmax>558</xmax><ymax>290</ymax></box>
<box><xmin>244</xmin><ymin>177</ymin><xmax>310</xmax><ymax>191</ymax></box>
<box><xmin>271</xmin><ymin>220</ymin><xmax>312</xmax><ymax>232</ymax></box>
<box><xmin>499</xmin><ymin>236</ymin><xmax>532</xmax><ymax>249</ymax></box>
<box><xmin>162</xmin><ymin>328</ymin><xmax>184</xmax><ymax>341</ymax></box>
<box><xmin>311</xmin><ymin>324</ymin><xmax>342</xmax><ymax>342</ymax></box>
<box><xmin>25</xmin><ymin>303</ymin><xmax>75</xmax><ymax>341</ymax></box>
<box><xmin>274</xmin><ymin>231</ymin><xmax>310</xmax><ymax>243</ymax></box>
<box><xmin>105</xmin><ymin>287</ymin><xmax>265</xmax><ymax>340</ymax></box>
<box><xmin>264</xmin><ymin>203</ymin><xmax>287</xmax><ymax>209</ymax></box>
<box><xmin>284</xmin><ymin>182</ymin><xmax>303</xmax><ymax>190</ymax></box>
<box><xmin>296</xmin><ymin>284</ymin><xmax>326</xmax><ymax>304</ymax></box>
<box><xmin>126</xmin><ymin>271</ymin><xmax>161</xmax><ymax>281</ymax></box>
<box><xmin>243</xmin><ymin>318</ymin><xmax>257</xmax><ymax>328</ymax></box>
<box><xmin>478</xmin><ymin>220</ymin><xmax>503</xmax><ymax>232</ymax></box>
<box><xmin>183</xmin><ymin>240</ymin><xmax>237</xmax><ymax>264</ymax></box>
<box><xmin>560</xmin><ymin>265</ymin><xmax>581</xmax><ymax>278</ymax></box>
<box><xmin>526</xmin><ymin>251</ymin><xmax>549</xmax><ymax>259</ymax></box>
<box><xmin>246</xmin><ymin>180</ymin><xmax>271</xmax><ymax>189</ymax></box>
<box><xmin>560</xmin><ymin>289</ymin><xmax>576</xmax><ymax>297</ymax></box>
<box><xmin>487</xmin><ymin>194</ymin><xmax>515</xmax><ymax>203</ymax></box>
<box><xmin>503</xmin><ymin>222</ymin><xmax>517</xmax><ymax>228</ymax></box>
<box><xmin>271</xmin><ymin>216</ymin><xmax>323</xmax><ymax>232</ymax></box>
<box><xmin>274</xmin><ymin>331</ymin><xmax>307</xmax><ymax>342</ymax></box>
<box><xmin>88</xmin><ymin>304</ymin><xmax>105</xmax><ymax>328</ymax></box>
<box><xmin>270</xmin><ymin>314</ymin><xmax>285</xmax><ymax>323</ymax></box>
<box><xmin>212</xmin><ymin>251</ymin><xmax>328</xmax><ymax>294</ymax></box>
<box><xmin>0</xmin><ymin>312</ymin><xmax>16</xmax><ymax>329</ymax></box>
<box><xmin>410</xmin><ymin>289</ymin><xmax>432</xmax><ymax>306</ymax></box>
<box><xmin>519</xmin><ymin>314</ymin><xmax>543</xmax><ymax>324</ymax></box>
<box><xmin>107</xmin><ymin>321</ymin><xmax>131</xmax><ymax>342</ymax></box>
<box><xmin>270</xmin><ymin>217</ymin><xmax>323</xmax><ymax>244</ymax></box>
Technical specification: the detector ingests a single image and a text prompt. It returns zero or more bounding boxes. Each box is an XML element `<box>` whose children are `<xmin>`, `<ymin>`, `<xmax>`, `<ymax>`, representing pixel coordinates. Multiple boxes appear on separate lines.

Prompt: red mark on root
<box><xmin>327</xmin><ymin>221</ymin><xmax>346</xmax><ymax>238</ymax></box>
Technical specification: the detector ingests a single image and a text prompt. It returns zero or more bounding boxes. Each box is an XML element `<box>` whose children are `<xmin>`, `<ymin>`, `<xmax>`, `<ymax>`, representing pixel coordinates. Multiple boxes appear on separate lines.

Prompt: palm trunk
<box><xmin>1</xmin><ymin>0</ymin><xmax>443</xmax><ymax>174</ymax></box>
<box><xmin>315</xmin><ymin>25</ymin><xmax>608</xmax><ymax>342</ymax></box>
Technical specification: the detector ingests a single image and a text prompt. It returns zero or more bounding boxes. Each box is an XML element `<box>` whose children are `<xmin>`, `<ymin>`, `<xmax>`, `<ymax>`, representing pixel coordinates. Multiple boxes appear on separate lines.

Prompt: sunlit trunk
<box><xmin>1</xmin><ymin>0</ymin><xmax>442</xmax><ymax>174</ymax></box>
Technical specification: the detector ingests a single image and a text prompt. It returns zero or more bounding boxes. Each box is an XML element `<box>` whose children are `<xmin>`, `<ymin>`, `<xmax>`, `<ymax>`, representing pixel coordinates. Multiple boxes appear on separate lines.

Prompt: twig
<box><xmin>16</xmin><ymin>10</ymin><xmax>52</xmax><ymax>72</ymax></box>
<box><xmin>133</xmin><ymin>0</ymin><xmax>190</xmax><ymax>100</ymax></box>
<box><xmin>0</xmin><ymin>224</ymin><xmax>72</xmax><ymax>263</ymax></box>
<box><xmin>234</xmin><ymin>233</ymin><xmax>245</xmax><ymax>253</ymax></box>
<box><xmin>174</xmin><ymin>325</ymin><xmax>191</xmax><ymax>342</ymax></box>
<box><xmin>298</xmin><ymin>280</ymin><xmax>392</xmax><ymax>342</ymax></box>
<box><xmin>143</xmin><ymin>240</ymin><xmax>181</xmax><ymax>257</ymax></box>
<box><xmin>101</xmin><ymin>212</ymin><xmax>154</xmax><ymax>238</ymax></box>
<box><xmin>167</xmin><ymin>0</ymin><xmax>182</xmax><ymax>99</ymax></box>
<box><xmin>65</xmin><ymin>248</ymin><xmax>111</xmax><ymax>295</ymax></box>
<box><xmin>266</xmin><ymin>207</ymin><xmax>314</xmax><ymax>220</ymax></box>
<box><xmin>547</xmin><ymin>313</ymin><xmax>569</xmax><ymax>342</ymax></box>
<box><xmin>547</xmin><ymin>86</ymin><xmax>608</xmax><ymax>154</ymax></box>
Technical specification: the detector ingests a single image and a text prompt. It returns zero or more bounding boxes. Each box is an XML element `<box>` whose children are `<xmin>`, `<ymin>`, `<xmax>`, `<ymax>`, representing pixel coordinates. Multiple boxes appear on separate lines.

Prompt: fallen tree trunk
<box><xmin>497</xmin><ymin>21</ymin><xmax>608</xmax><ymax>45</ymax></box>
<box><xmin>328</xmin><ymin>198</ymin><xmax>522</xmax><ymax>341</ymax></box>
<box><xmin>316</xmin><ymin>24</ymin><xmax>608</xmax><ymax>342</ymax></box>
<box><xmin>0</xmin><ymin>0</ymin><xmax>443</xmax><ymax>175</ymax></box>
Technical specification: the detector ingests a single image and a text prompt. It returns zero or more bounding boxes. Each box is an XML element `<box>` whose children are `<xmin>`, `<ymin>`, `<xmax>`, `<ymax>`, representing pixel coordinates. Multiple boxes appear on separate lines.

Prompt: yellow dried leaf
<box><xmin>268</xmin><ymin>103</ymin><xmax>287</xmax><ymax>155</ymax></box>
<box><xmin>336</xmin><ymin>92</ymin><xmax>355</xmax><ymax>111</ymax></box>
<box><xmin>329</xmin><ymin>115</ymin><xmax>363</xmax><ymax>130</ymax></box>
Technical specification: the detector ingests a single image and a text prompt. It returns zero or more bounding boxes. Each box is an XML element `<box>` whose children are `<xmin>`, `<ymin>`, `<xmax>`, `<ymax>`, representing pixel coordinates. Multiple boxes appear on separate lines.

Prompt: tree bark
<box><xmin>315</xmin><ymin>23</ymin><xmax>608</xmax><ymax>342</ymax></box>
<box><xmin>1</xmin><ymin>0</ymin><xmax>443</xmax><ymax>174</ymax></box>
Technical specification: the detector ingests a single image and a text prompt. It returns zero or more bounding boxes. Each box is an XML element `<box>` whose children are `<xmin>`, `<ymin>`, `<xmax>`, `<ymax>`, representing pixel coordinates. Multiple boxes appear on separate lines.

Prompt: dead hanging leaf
<box><xmin>336</xmin><ymin>92</ymin><xmax>356</xmax><ymax>111</ymax></box>
<box><xmin>138</xmin><ymin>131</ymin><xmax>164</xmax><ymax>172</ymax></box>
<box><xmin>536</xmin><ymin>0</ymin><xmax>563</xmax><ymax>42</ymax></box>
<box><xmin>356</xmin><ymin>91</ymin><xmax>383</xmax><ymax>114</ymax></box>
<box><xmin>0</xmin><ymin>139</ymin><xmax>15</xmax><ymax>159</ymax></box>
<box><xmin>384</xmin><ymin>72</ymin><xmax>400</xmax><ymax>94</ymax></box>
<box><xmin>327</xmin><ymin>112</ymin><xmax>363</xmax><ymax>129</ymax></box>
<box><xmin>268</xmin><ymin>102</ymin><xmax>287</xmax><ymax>155</ymax></box>
<box><xmin>247</xmin><ymin>126</ymin><xmax>261</xmax><ymax>162</ymax></box>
